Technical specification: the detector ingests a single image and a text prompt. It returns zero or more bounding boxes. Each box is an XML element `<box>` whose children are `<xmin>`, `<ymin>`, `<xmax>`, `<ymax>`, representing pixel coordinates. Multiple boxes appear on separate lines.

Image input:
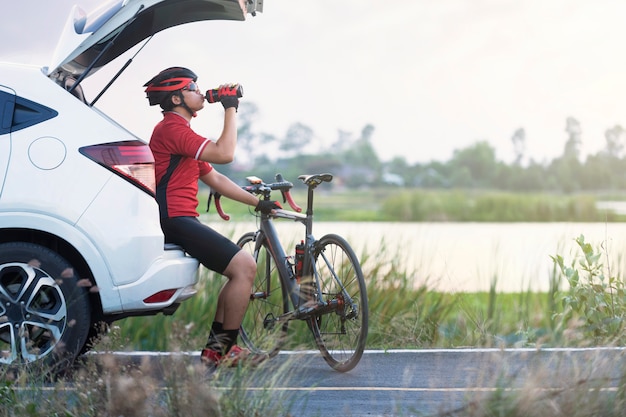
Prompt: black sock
<box><xmin>205</xmin><ymin>321</ymin><xmax>224</xmax><ymax>352</ymax></box>
<box><xmin>211</xmin><ymin>321</ymin><xmax>224</xmax><ymax>334</ymax></box>
<box><xmin>205</xmin><ymin>323</ymin><xmax>239</xmax><ymax>355</ymax></box>
<box><xmin>223</xmin><ymin>329</ymin><xmax>239</xmax><ymax>353</ymax></box>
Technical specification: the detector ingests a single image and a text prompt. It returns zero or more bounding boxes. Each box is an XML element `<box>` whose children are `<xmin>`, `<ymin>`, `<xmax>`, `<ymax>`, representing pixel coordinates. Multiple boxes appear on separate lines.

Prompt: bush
<box><xmin>551</xmin><ymin>234</ymin><xmax>626</xmax><ymax>344</ymax></box>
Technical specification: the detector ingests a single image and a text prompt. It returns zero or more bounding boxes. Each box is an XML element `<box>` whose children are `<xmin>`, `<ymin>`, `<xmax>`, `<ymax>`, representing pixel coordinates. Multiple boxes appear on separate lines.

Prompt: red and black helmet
<box><xmin>143</xmin><ymin>67</ymin><xmax>197</xmax><ymax>107</ymax></box>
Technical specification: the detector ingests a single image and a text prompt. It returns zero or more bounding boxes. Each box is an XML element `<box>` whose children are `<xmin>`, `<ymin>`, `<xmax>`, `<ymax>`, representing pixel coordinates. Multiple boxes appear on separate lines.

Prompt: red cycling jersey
<box><xmin>149</xmin><ymin>112</ymin><xmax>213</xmax><ymax>218</ymax></box>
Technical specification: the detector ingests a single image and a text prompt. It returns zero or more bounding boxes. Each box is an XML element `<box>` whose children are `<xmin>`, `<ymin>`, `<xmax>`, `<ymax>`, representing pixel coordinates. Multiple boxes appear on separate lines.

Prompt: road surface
<box><xmin>102</xmin><ymin>347</ymin><xmax>626</xmax><ymax>416</ymax></box>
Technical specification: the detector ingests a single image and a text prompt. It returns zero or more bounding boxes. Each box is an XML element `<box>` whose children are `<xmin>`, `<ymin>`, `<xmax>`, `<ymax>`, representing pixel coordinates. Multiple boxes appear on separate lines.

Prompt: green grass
<box><xmin>202</xmin><ymin>187</ymin><xmax>626</xmax><ymax>222</ymax></box>
<box><xmin>114</xmin><ymin>231</ymin><xmax>626</xmax><ymax>353</ymax></box>
<box><xmin>117</xmin><ymin>283</ymin><xmax>562</xmax><ymax>352</ymax></box>
<box><xmin>201</xmin><ymin>187</ymin><xmax>396</xmax><ymax>222</ymax></box>
<box><xmin>113</xmin><ymin>247</ymin><xmax>557</xmax><ymax>353</ymax></box>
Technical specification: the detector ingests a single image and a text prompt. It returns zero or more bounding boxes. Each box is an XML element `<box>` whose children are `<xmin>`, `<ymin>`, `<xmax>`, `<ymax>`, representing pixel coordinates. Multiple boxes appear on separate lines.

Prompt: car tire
<box><xmin>0</xmin><ymin>242</ymin><xmax>91</xmax><ymax>375</ymax></box>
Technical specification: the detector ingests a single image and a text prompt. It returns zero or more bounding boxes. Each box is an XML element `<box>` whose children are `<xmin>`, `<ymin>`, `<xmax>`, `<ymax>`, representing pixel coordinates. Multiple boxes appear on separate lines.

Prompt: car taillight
<box><xmin>80</xmin><ymin>140</ymin><xmax>156</xmax><ymax>196</ymax></box>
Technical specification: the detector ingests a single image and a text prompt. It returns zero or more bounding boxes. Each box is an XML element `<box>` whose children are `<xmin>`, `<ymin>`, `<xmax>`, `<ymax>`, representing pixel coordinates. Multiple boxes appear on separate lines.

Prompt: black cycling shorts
<box><xmin>160</xmin><ymin>216</ymin><xmax>240</xmax><ymax>274</ymax></box>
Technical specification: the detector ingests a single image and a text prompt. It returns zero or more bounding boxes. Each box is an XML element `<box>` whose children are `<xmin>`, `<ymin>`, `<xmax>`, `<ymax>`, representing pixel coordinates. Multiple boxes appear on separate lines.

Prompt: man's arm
<box><xmin>197</xmin><ymin>107</ymin><xmax>238</xmax><ymax>164</ymax></box>
<box><xmin>200</xmin><ymin>169</ymin><xmax>259</xmax><ymax>207</ymax></box>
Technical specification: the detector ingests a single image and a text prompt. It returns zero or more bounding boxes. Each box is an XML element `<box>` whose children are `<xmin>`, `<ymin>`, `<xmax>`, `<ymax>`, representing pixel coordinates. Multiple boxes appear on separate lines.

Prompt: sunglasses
<box><xmin>182</xmin><ymin>82</ymin><xmax>200</xmax><ymax>92</ymax></box>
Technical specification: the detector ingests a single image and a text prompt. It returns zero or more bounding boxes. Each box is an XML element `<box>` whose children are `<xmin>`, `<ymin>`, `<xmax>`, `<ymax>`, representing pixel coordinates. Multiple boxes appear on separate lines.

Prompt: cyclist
<box><xmin>144</xmin><ymin>67</ymin><xmax>280</xmax><ymax>367</ymax></box>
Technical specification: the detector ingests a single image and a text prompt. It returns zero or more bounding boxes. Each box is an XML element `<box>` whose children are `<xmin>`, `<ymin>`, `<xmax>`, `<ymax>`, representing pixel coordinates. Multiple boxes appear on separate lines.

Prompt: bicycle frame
<box><xmin>250</xmin><ymin>179</ymin><xmax>355</xmax><ymax>322</ymax></box>
<box><xmin>213</xmin><ymin>173</ymin><xmax>358</xmax><ymax>321</ymax></box>
<box><xmin>224</xmin><ymin>173</ymin><xmax>369</xmax><ymax>372</ymax></box>
<box><xmin>252</xmin><ymin>181</ymin><xmax>319</xmax><ymax>317</ymax></box>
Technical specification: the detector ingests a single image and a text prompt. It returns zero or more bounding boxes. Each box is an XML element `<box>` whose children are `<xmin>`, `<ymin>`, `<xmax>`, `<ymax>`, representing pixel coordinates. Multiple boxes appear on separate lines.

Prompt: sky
<box><xmin>3</xmin><ymin>0</ymin><xmax>626</xmax><ymax>164</ymax></box>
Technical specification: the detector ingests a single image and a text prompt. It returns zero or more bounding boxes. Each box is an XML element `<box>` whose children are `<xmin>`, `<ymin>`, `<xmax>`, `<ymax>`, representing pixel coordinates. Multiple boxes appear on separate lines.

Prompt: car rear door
<box><xmin>0</xmin><ymin>86</ymin><xmax>15</xmax><ymax>198</ymax></box>
<box><xmin>46</xmin><ymin>0</ymin><xmax>259</xmax><ymax>80</ymax></box>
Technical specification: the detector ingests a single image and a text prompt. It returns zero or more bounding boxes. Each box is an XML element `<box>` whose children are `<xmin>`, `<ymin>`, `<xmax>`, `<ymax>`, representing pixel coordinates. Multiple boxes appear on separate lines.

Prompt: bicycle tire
<box><xmin>237</xmin><ymin>232</ymin><xmax>289</xmax><ymax>357</ymax></box>
<box><xmin>309</xmin><ymin>233</ymin><xmax>368</xmax><ymax>372</ymax></box>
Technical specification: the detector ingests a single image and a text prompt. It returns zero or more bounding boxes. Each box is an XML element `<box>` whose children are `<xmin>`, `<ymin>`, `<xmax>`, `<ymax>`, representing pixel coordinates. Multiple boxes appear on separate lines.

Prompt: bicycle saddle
<box><xmin>298</xmin><ymin>173</ymin><xmax>333</xmax><ymax>187</ymax></box>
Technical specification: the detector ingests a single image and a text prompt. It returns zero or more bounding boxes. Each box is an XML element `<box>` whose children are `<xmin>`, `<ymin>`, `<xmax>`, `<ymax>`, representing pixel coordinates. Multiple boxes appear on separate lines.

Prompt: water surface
<box><xmin>210</xmin><ymin>220</ymin><xmax>626</xmax><ymax>292</ymax></box>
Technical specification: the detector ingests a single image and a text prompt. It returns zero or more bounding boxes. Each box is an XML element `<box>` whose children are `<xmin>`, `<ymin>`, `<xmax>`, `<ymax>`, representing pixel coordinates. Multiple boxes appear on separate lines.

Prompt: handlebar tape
<box><xmin>283</xmin><ymin>190</ymin><xmax>302</xmax><ymax>212</ymax></box>
<box><xmin>211</xmin><ymin>193</ymin><xmax>230</xmax><ymax>221</ymax></box>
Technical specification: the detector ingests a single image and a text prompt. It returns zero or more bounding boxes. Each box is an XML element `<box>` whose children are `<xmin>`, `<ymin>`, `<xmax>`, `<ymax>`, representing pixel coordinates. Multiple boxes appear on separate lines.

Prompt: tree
<box><xmin>511</xmin><ymin>127</ymin><xmax>526</xmax><ymax>165</ymax></box>
<box><xmin>331</xmin><ymin>129</ymin><xmax>355</xmax><ymax>153</ymax></box>
<box><xmin>604</xmin><ymin>125</ymin><xmax>625</xmax><ymax>158</ymax></box>
<box><xmin>344</xmin><ymin>125</ymin><xmax>379</xmax><ymax>166</ymax></box>
<box><xmin>279</xmin><ymin>122</ymin><xmax>314</xmax><ymax>155</ymax></box>
<box><xmin>236</xmin><ymin>102</ymin><xmax>259</xmax><ymax>154</ymax></box>
<box><xmin>339</xmin><ymin>124</ymin><xmax>381</xmax><ymax>187</ymax></box>
<box><xmin>448</xmin><ymin>141</ymin><xmax>499</xmax><ymax>188</ymax></box>
<box><xmin>232</xmin><ymin>100</ymin><xmax>626</xmax><ymax>192</ymax></box>
<box><xmin>563</xmin><ymin>117</ymin><xmax>582</xmax><ymax>160</ymax></box>
<box><xmin>385</xmin><ymin>156</ymin><xmax>411</xmax><ymax>185</ymax></box>
<box><xmin>235</xmin><ymin>102</ymin><xmax>278</xmax><ymax>165</ymax></box>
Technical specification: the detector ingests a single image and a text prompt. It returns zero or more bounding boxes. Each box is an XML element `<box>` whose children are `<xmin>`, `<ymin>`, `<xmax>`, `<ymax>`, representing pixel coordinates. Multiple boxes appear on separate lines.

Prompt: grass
<box><xmin>114</xmin><ymin>239</ymin><xmax>562</xmax><ymax>352</ymax></box>
<box><xmin>0</xmin><ymin>332</ymin><xmax>303</xmax><ymax>417</ymax></box>
<box><xmin>201</xmin><ymin>187</ymin><xmax>626</xmax><ymax>222</ymax></box>
<box><xmin>113</xmin><ymin>230</ymin><xmax>626</xmax><ymax>352</ymax></box>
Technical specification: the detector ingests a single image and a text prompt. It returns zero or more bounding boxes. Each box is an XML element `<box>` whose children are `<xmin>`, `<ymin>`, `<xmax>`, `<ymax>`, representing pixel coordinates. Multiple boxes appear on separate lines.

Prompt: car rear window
<box><xmin>0</xmin><ymin>91</ymin><xmax>58</xmax><ymax>134</ymax></box>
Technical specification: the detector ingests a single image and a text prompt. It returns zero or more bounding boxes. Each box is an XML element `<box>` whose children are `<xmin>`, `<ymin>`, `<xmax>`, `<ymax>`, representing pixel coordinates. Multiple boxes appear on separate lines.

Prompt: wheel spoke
<box><xmin>311</xmin><ymin>234</ymin><xmax>368</xmax><ymax>372</ymax></box>
<box><xmin>0</xmin><ymin>261</ymin><xmax>68</xmax><ymax>364</ymax></box>
<box><xmin>0</xmin><ymin>322</ymin><xmax>17</xmax><ymax>364</ymax></box>
<box><xmin>0</xmin><ymin>243</ymin><xmax>90</xmax><ymax>375</ymax></box>
<box><xmin>20</xmin><ymin>320</ymin><xmax>63</xmax><ymax>362</ymax></box>
<box><xmin>25</xmin><ymin>276</ymin><xmax>67</xmax><ymax>323</ymax></box>
<box><xmin>237</xmin><ymin>233</ymin><xmax>288</xmax><ymax>356</ymax></box>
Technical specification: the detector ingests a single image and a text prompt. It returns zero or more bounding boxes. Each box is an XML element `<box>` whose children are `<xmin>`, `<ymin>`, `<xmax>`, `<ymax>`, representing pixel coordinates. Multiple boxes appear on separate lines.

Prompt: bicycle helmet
<box><xmin>144</xmin><ymin>67</ymin><xmax>198</xmax><ymax>109</ymax></box>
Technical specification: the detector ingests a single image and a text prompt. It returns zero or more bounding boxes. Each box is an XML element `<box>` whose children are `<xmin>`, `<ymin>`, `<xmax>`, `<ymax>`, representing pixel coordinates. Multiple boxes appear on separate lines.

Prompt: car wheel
<box><xmin>0</xmin><ymin>242</ymin><xmax>91</xmax><ymax>374</ymax></box>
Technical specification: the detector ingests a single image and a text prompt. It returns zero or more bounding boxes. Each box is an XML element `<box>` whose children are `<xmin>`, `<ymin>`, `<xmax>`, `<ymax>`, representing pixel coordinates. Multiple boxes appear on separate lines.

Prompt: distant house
<box><xmin>382</xmin><ymin>172</ymin><xmax>404</xmax><ymax>186</ymax></box>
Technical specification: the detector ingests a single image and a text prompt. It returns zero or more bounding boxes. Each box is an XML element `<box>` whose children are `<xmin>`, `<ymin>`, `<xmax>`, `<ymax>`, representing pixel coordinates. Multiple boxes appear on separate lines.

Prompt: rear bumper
<box><xmin>114</xmin><ymin>248</ymin><xmax>200</xmax><ymax>313</ymax></box>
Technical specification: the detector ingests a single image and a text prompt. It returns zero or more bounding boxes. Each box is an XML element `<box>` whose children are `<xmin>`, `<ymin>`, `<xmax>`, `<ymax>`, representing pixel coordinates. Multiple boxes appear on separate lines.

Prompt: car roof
<box><xmin>46</xmin><ymin>0</ymin><xmax>257</xmax><ymax>78</ymax></box>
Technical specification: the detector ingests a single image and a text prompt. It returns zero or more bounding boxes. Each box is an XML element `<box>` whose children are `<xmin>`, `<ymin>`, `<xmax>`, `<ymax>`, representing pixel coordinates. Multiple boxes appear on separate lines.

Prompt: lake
<box><xmin>210</xmin><ymin>220</ymin><xmax>626</xmax><ymax>293</ymax></box>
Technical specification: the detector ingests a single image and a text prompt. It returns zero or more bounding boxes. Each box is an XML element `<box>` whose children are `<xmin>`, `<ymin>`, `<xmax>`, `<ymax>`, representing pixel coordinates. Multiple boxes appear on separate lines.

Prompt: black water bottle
<box><xmin>205</xmin><ymin>84</ymin><xmax>244</xmax><ymax>103</ymax></box>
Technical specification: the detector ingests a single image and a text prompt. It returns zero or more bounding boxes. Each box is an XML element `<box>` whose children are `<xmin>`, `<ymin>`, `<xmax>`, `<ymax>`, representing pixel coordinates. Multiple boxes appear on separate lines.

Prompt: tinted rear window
<box><xmin>0</xmin><ymin>90</ymin><xmax>58</xmax><ymax>135</ymax></box>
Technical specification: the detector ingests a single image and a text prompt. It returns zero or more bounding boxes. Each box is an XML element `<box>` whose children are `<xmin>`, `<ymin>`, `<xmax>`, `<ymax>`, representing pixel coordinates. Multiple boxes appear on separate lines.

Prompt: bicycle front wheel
<box><xmin>310</xmin><ymin>233</ymin><xmax>368</xmax><ymax>372</ymax></box>
<box><xmin>237</xmin><ymin>232</ymin><xmax>289</xmax><ymax>357</ymax></box>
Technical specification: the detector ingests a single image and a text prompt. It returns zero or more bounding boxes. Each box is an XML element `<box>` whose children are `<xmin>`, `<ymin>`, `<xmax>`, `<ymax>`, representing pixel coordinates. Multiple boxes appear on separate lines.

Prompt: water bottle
<box><xmin>294</xmin><ymin>241</ymin><xmax>304</xmax><ymax>282</ymax></box>
<box><xmin>205</xmin><ymin>84</ymin><xmax>244</xmax><ymax>103</ymax></box>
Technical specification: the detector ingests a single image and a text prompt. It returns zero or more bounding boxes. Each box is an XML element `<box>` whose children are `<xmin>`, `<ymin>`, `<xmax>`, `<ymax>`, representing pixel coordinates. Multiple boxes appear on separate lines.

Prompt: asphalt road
<box><xmin>254</xmin><ymin>348</ymin><xmax>626</xmax><ymax>416</ymax></box>
<box><xmin>103</xmin><ymin>347</ymin><xmax>626</xmax><ymax>416</ymax></box>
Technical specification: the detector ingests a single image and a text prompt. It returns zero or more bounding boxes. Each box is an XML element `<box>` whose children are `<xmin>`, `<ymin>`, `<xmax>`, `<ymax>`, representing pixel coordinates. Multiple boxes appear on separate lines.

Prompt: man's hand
<box><xmin>255</xmin><ymin>199</ymin><xmax>282</xmax><ymax>214</ymax></box>
<box><xmin>218</xmin><ymin>84</ymin><xmax>239</xmax><ymax>111</ymax></box>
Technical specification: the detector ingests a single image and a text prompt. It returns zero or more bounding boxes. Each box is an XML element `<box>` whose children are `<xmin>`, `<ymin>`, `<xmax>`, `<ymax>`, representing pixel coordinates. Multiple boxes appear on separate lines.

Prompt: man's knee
<box><xmin>240</xmin><ymin>251</ymin><xmax>257</xmax><ymax>283</ymax></box>
<box><xmin>225</xmin><ymin>250</ymin><xmax>256</xmax><ymax>283</ymax></box>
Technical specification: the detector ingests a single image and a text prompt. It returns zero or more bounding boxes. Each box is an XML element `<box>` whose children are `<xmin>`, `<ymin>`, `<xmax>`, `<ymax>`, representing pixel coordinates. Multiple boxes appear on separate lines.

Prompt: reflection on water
<box><xmin>210</xmin><ymin>220</ymin><xmax>626</xmax><ymax>293</ymax></box>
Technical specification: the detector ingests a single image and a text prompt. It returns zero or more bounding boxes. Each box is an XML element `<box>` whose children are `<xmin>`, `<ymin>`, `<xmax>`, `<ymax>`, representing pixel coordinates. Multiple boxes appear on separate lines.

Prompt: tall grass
<box><xmin>203</xmin><ymin>188</ymin><xmax>625</xmax><ymax>222</ymax></box>
<box><xmin>116</xmin><ymin>231</ymin><xmax>626</xmax><ymax>351</ymax></box>
<box><xmin>0</xmin><ymin>325</ymin><xmax>304</xmax><ymax>417</ymax></box>
<box><xmin>381</xmin><ymin>189</ymin><xmax>621</xmax><ymax>222</ymax></box>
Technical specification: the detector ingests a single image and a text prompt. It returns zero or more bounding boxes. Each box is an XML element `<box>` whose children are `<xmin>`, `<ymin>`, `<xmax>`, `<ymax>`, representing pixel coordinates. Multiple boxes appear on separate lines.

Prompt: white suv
<box><xmin>0</xmin><ymin>0</ymin><xmax>262</xmax><ymax>372</ymax></box>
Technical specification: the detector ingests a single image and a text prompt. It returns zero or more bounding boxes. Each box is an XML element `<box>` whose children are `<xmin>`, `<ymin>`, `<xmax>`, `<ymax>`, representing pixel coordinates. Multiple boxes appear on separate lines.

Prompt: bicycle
<box><xmin>212</xmin><ymin>173</ymin><xmax>368</xmax><ymax>372</ymax></box>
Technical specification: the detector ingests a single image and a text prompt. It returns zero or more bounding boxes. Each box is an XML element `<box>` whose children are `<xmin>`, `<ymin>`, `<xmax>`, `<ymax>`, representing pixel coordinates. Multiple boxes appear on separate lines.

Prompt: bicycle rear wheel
<box><xmin>310</xmin><ymin>233</ymin><xmax>368</xmax><ymax>372</ymax></box>
<box><xmin>237</xmin><ymin>232</ymin><xmax>289</xmax><ymax>357</ymax></box>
